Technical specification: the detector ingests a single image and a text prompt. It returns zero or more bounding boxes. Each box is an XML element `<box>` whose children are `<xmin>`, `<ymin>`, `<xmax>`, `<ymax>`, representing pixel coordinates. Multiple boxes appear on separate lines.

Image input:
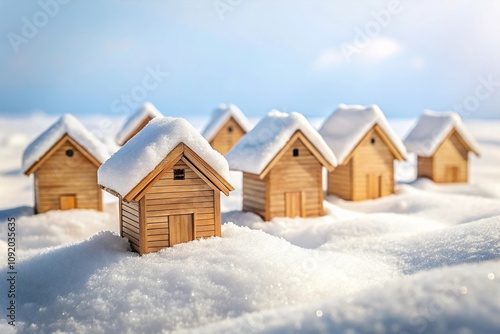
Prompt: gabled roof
<box><xmin>99</xmin><ymin>117</ymin><xmax>233</xmax><ymax>201</ymax></box>
<box><xmin>115</xmin><ymin>102</ymin><xmax>163</xmax><ymax>145</ymax></box>
<box><xmin>318</xmin><ymin>104</ymin><xmax>407</xmax><ymax>164</ymax></box>
<box><xmin>23</xmin><ymin>114</ymin><xmax>110</xmax><ymax>175</ymax></box>
<box><xmin>225</xmin><ymin>110</ymin><xmax>337</xmax><ymax>176</ymax></box>
<box><xmin>202</xmin><ymin>104</ymin><xmax>252</xmax><ymax>142</ymax></box>
<box><xmin>403</xmin><ymin>110</ymin><xmax>481</xmax><ymax>157</ymax></box>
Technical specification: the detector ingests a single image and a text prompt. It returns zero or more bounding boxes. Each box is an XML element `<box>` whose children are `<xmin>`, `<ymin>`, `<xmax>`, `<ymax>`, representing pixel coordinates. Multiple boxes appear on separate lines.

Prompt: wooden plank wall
<box><xmin>242</xmin><ymin>172</ymin><xmax>266</xmax><ymax>219</ymax></box>
<box><xmin>327</xmin><ymin>160</ymin><xmax>352</xmax><ymax>200</ymax></box>
<box><xmin>36</xmin><ymin>140</ymin><xmax>101</xmax><ymax>213</ymax></box>
<box><xmin>417</xmin><ymin>156</ymin><xmax>433</xmax><ymax>179</ymax></box>
<box><xmin>143</xmin><ymin>159</ymin><xmax>217</xmax><ymax>253</ymax></box>
<box><xmin>433</xmin><ymin>132</ymin><xmax>468</xmax><ymax>182</ymax></box>
<box><xmin>351</xmin><ymin>128</ymin><xmax>394</xmax><ymax>201</ymax></box>
<box><xmin>122</xmin><ymin>200</ymin><xmax>140</xmax><ymax>252</ymax></box>
<box><xmin>210</xmin><ymin>117</ymin><xmax>246</xmax><ymax>155</ymax></box>
<box><xmin>268</xmin><ymin>139</ymin><xmax>323</xmax><ymax>219</ymax></box>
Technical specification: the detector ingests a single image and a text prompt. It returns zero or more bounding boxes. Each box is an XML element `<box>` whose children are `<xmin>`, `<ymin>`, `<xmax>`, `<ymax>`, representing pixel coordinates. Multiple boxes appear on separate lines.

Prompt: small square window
<box><xmin>173</xmin><ymin>169</ymin><xmax>185</xmax><ymax>180</ymax></box>
<box><xmin>293</xmin><ymin>148</ymin><xmax>299</xmax><ymax>157</ymax></box>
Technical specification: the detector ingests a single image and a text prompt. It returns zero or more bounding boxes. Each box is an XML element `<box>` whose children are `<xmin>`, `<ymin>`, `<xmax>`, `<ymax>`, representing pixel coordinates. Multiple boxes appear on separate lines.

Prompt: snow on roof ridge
<box><xmin>99</xmin><ymin>116</ymin><xmax>230</xmax><ymax>197</ymax></box>
<box><xmin>115</xmin><ymin>102</ymin><xmax>164</xmax><ymax>145</ymax></box>
<box><xmin>318</xmin><ymin>104</ymin><xmax>407</xmax><ymax>164</ymax></box>
<box><xmin>404</xmin><ymin>110</ymin><xmax>481</xmax><ymax>157</ymax></box>
<box><xmin>202</xmin><ymin>103</ymin><xmax>252</xmax><ymax>142</ymax></box>
<box><xmin>225</xmin><ymin>110</ymin><xmax>337</xmax><ymax>174</ymax></box>
<box><xmin>22</xmin><ymin>113</ymin><xmax>110</xmax><ymax>173</ymax></box>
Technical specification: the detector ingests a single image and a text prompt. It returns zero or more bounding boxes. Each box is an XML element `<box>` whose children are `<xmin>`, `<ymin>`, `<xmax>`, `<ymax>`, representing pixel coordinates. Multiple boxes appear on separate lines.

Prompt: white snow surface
<box><xmin>98</xmin><ymin>117</ymin><xmax>230</xmax><ymax>197</ymax></box>
<box><xmin>318</xmin><ymin>104</ymin><xmax>407</xmax><ymax>164</ymax></box>
<box><xmin>226</xmin><ymin>110</ymin><xmax>338</xmax><ymax>174</ymax></box>
<box><xmin>404</xmin><ymin>109</ymin><xmax>481</xmax><ymax>157</ymax></box>
<box><xmin>1</xmin><ymin>114</ymin><xmax>500</xmax><ymax>333</ymax></box>
<box><xmin>115</xmin><ymin>102</ymin><xmax>163</xmax><ymax>145</ymax></box>
<box><xmin>201</xmin><ymin>103</ymin><xmax>252</xmax><ymax>142</ymax></box>
<box><xmin>22</xmin><ymin>114</ymin><xmax>109</xmax><ymax>173</ymax></box>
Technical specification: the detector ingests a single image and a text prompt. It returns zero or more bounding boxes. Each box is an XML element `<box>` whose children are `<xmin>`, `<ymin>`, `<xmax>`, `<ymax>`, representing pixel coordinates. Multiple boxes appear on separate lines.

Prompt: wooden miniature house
<box><xmin>99</xmin><ymin>117</ymin><xmax>234</xmax><ymax>255</ymax></box>
<box><xmin>22</xmin><ymin>114</ymin><xmax>109</xmax><ymax>213</ymax></box>
<box><xmin>115</xmin><ymin>102</ymin><xmax>163</xmax><ymax>146</ymax></box>
<box><xmin>226</xmin><ymin>110</ymin><xmax>337</xmax><ymax>220</ymax></box>
<box><xmin>404</xmin><ymin>111</ymin><xmax>480</xmax><ymax>183</ymax></box>
<box><xmin>202</xmin><ymin>104</ymin><xmax>251</xmax><ymax>155</ymax></box>
<box><xmin>319</xmin><ymin>104</ymin><xmax>407</xmax><ymax>201</ymax></box>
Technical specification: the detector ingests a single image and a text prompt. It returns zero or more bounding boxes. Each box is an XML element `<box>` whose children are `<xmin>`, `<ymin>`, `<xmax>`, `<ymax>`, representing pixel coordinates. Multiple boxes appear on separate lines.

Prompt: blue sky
<box><xmin>1</xmin><ymin>0</ymin><xmax>499</xmax><ymax>119</ymax></box>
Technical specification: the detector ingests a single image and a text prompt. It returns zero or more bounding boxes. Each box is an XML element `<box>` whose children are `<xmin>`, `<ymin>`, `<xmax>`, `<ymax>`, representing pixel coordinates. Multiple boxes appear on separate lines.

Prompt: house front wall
<box><xmin>141</xmin><ymin>159</ymin><xmax>219</xmax><ymax>254</ymax></box>
<box><xmin>210</xmin><ymin>117</ymin><xmax>246</xmax><ymax>155</ymax></box>
<box><xmin>432</xmin><ymin>132</ymin><xmax>469</xmax><ymax>183</ymax></box>
<box><xmin>267</xmin><ymin>138</ymin><xmax>323</xmax><ymax>219</ymax></box>
<box><xmin>35</xmin><ymin>140</ymin><xmax>101</xmax><ymax>213</ymax></box>
<box><xmin>351</xmin><ymin>128</ymin><xmax>395</xmax><ymax>201</ymax></box>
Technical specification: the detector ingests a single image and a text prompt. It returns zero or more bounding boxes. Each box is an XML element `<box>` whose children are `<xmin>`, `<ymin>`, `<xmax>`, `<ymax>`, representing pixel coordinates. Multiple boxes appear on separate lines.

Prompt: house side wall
<box><xmin>417</xmin><ymin>156</ymin><xmax>433</xmax><ymax>179</ymax></box>
<box><xmin>351</xmin><ymin>128</ymin><xmax>395</xmax><ymax>201</ymax></box>
<box><xmin>210</xmin><ymin>117</ymin><xmax>246</xmax><ymax>155</ymax></box>
<box><xmin>432</xmin><ymin>132</ymin><xmax>469</xmax><ymax>182</ymax></box>
<box><xmin>242</xmin><ymin>172</ymin><xmax>266</xmax><ymax>219</ymax></box>
<box><xmin>121</xmin><ymin>200</ymin><xmax>140</xmax><ymax>252</ymax></box>
<box><xmin>268</xmin><ymin>138</ymin><xmax>323</xmax><ymax>219</ymax></box>
<box><xmin>35</xmin><ymin>140</ymin><xmax>101</xmax><ymax>213</ymax></box>
<box><xmin>327</xmin><ymin>160</ymin><xmax>352</xmax><ymax>200</ymax></box>
<box><xmin>143</xmin><ymin>159</ymin><xmax>217</xmax><ymax>253</ymax></box>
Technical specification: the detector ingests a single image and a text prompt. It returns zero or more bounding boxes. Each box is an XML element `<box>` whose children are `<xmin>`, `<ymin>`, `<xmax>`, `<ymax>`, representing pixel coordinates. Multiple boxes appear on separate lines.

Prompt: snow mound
<box><xmin>0</xmin><ymin>209</ymin><xmax>118</xmax><ymax>262</ymax></box>
<box><xmin>404</xmin><ymin>109</ymin><xmax>481</xmax><ymax>157</ymax></box>
<box><xmin>192</xmin><ymin>260</ymin><xmax>500</xmax><ymax>334</ymax></box>
<box><xmin>226</xmin><ymin>110</ymin><xmax>337</xmax><ymax>174</ymax></box>
<box><xmin>1</xmin><ymin>223</ymin><xmax>396</xmax><ymax>333</ymax></box>
<box><xmin>202</xmin><ymin>104</ymin><xmax>252</xmax><ymax>142</ymax></box>
<box><xmin>99</xmin><ymin>117</ymin><xmax>230</xmax><ymax>197</ymax></box>
<box><xmin>318</xmin><ymin>104</ymin><xmax>407</xmax><ymax>164</ymax></box>
<box><xmin>115</xmin><ymin>102</ymin><xmax>163</xmax><ymax>145</ymax></box>
<box><xmin>22</xmin><ymin>114</ymin><xmax>109</xmax><ymax>173</ymax></box>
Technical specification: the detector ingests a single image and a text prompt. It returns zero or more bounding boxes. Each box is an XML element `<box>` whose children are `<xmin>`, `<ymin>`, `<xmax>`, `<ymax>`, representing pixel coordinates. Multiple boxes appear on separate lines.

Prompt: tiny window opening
<box><xmin>228</xmin><ymin>126</ymin><xmax>233</xmax><ymax>133</ymax></box>
<box><xmin>371</xmin><ymin>138</ymin><xmax>376</xmax><ymax>145</ymax></box>
<box><xmin>173</xmin><ymin>169</ymin><xmax>185</xmax><ymax>180</ymax></box>
<box><xmin>66</xmin><ymin>149</ymin><xmax>74</xmax><ymax>157</ymax></box>
<box><xmin>293</xmin><ymin>148</ymin><xmax>299</xmax><ymax>157</ymax></box>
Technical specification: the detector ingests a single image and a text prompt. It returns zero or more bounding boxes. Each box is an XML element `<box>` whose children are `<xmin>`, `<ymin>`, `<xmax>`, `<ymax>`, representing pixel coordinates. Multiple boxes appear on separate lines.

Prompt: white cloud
<box><xmin>311</xmin><ymin>48</ymin><xmax>346</xmax><ymax>71</ymax></box>
<box><xmin>362</xmin><ymin>37</ymin><xmax>402</xmax><ymax>60</ymax></box>
<box><xmin>312</xmin><ymin>37</ymin><xmax>402</xmax><ymax>72</ymax></box>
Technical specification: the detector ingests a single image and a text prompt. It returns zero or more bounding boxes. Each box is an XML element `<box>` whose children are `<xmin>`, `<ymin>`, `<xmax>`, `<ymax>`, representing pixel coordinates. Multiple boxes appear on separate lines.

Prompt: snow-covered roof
<box><xmin>202</xmin><ymin>104</ymin><xmax>252</xmax><ymax>142</ymax></box>
<box><xmin>22</xmin><ymin>114</ymin><xmax>110</xmax><ymax>174</ymax></box>
<box><xmin>403</xmin><ymin>110</ymin><xmax>481</xmax><ymax>157</ymax></box>
<box><xmin>225</xmin><ymin>110</ymin><xmax>337</xmax><ymax>174</ymax></box>
<box><xmin>115</xmin><ymin>102</ymin><xmax>163</xmax><ymax>145</ymax></box>
<box><xmin>99</xmin><ymin>117</ymin><xmax>230</xmax><ymax>197</ymax></box>
<box><xmin>318</xmin><ymin>104</ymin><xmax>407</xmax><ymax>164</ymax></box>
